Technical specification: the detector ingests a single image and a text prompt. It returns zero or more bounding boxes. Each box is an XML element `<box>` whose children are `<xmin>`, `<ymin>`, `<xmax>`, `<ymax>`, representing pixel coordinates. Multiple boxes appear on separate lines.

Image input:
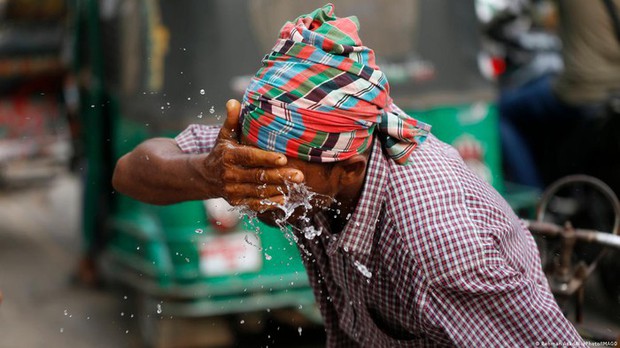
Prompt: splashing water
<box><xmin>235</xmin><ymin>181</ymin><xmax>335</xmax><ymax>258</ymax></box>
<box><xmin>302</xmin><ymin>225</ymin><xmax>322</xmax><ymax>240</ymax></box>
<box><xmin>244</xmin><ymin>233</ymin><xmax>263</xmax><ymax>251</ymax></box>
<box><xmin>274</xmin><ymin>182</ymin><xmax>322</xmax><ymax>224</ymax></box>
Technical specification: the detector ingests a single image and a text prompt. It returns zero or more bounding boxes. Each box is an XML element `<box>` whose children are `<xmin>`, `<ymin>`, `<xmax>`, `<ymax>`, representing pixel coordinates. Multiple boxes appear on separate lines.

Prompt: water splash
<box><xmin>235</xmin><ymin>181</ymin><xmax>335</xmax><ymax>258</ymax></box>
<box><xmin>244</xmin><ymin>233</ymin><xmax>263</xmax><ymax>251</ymax></box>
<box><xmin>274</xmin><ymin>182</ymin><xmax>319</xmax><ymax>224</ymax></box>
<box><xmin>302</xmin><ymin>225</ymin><xmax>322</xmax><ymax>240</ymax></box>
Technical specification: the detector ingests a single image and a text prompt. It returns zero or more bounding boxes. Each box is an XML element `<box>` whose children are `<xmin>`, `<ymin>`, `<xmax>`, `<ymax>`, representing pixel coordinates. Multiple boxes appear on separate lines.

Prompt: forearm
<box><xmin>112</xmin><ymin>138</ymin><xmax>214</xmax><ymax>205</ymax></box>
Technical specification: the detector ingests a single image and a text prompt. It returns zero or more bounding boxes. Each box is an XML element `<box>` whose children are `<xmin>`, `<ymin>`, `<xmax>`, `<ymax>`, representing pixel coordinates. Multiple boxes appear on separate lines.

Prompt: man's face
<box><xmin>239</xmin><ymin>135</ymin><xmax>340</xmax><ymax>227</ymax></box>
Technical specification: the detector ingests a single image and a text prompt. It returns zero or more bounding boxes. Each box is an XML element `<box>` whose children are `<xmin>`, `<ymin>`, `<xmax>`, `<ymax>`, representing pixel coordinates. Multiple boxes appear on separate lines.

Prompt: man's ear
<box><xmin>337</xmin><ymin>154</ymin><xmax>368</xmax><ymax>186</ymax></box>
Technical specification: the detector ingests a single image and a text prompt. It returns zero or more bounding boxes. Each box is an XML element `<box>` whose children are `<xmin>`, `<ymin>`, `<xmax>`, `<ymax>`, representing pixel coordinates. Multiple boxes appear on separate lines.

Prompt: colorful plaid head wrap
<box><xmin>240</xmin><ymin>3</ymin><xmax>431</xmax><ymax>165</ymax></box>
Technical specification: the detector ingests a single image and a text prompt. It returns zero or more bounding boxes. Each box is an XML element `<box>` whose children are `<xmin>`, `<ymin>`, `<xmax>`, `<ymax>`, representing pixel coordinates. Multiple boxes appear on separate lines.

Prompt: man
<box><xmin>113</xmin><ymin>4</ymin><xmax>585</xmax><ymax>347</ymax></box>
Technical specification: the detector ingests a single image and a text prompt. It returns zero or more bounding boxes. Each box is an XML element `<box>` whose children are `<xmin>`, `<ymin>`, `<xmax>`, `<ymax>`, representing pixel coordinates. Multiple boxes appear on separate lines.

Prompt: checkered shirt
<box><xmin>175</xmin><ymin>124</ymin><xmax>585</xmax><ymax>348</ymax></box>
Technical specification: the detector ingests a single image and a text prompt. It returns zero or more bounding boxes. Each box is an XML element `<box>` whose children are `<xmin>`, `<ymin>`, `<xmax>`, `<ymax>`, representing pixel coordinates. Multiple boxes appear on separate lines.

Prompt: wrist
<box><xmin>187</xmin><ymin>153</ymin><xmax>218</xmax><ymax>199</ymax></box>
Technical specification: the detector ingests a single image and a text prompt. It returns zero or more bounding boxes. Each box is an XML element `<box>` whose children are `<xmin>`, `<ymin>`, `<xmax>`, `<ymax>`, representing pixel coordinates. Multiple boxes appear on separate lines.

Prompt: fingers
<box><xmin>224</xmin><ymin>183</ymin><xmax>289</xmax><ymax>199</ymax></box>
<box><xmin>229</xmin><ymin>196</ymin><xmax>285</xmax><ymax>213</ymax></box>
<box><xmin>229</xmin><ymin>167</ymin><xmax>303</xmax><ymax>184</ymax></box>
<box><xmin>216</xmin><ymin>99</ymin><xmax>288</xmax><ymax>167</ymax></box>
<box><xmin>217</xmin><ymin>99</ymin><xmax>242</xmax><ymax>141</ymax></box>
<box><xmin>228</xmin><ymin>145</ymin><xmax>288</xmax><ymax>167</ymax></box>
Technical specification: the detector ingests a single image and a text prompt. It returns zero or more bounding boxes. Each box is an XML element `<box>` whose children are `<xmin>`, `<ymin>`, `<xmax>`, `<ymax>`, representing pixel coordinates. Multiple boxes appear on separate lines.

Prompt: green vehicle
<box><xmin>74</xmin><ymin>0</ymin><xmax>536</xmax><ymax>346</ymax></box>
<box><xmin>73</xmin><ymin>1</ymin><xmax>318</xmax><ymax>346</ymax></box>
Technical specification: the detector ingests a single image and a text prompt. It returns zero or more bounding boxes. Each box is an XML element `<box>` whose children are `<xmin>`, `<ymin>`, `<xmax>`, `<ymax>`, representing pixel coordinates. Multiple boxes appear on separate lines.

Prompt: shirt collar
<box><xmin>333</xmin><ymin>138</ymin><xmax>389</xmax><ymax>256</ymax></box>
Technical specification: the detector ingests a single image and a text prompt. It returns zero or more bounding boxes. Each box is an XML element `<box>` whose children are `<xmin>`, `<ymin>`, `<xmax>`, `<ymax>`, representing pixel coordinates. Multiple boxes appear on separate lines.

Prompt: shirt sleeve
<box><xmin>414</xmin><ymin>207</ymin><xmax>586</xmax><ymax>346</ymax></box>
<box><xmin>393</xmin><ymin>139</ymin><xmax>587</xmax><ymax>347</ymax></box>
<box><xmin>421</xmin><ymin>259</ymin><xmax>586</xmax><ymax>347</ymax></box>
<box><xmin>174</xmin><ymin>124</ymin><xmax>220</xmax><ymax>154</ymax></box>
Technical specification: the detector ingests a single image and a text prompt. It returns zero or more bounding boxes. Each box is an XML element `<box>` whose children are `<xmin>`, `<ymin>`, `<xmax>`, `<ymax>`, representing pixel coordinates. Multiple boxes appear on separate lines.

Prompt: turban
<box><xmin>240</xmin><ymin>3</ymin><xmax>431</xmax><ymax>165</ymax></box>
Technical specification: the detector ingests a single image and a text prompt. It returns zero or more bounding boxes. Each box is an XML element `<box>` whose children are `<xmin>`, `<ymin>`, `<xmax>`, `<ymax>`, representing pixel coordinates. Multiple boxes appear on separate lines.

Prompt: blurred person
<box><xmin>113</xmin><ymin>4</ymin><xmax>586</xmax><ymax>347</ymax></box>
<box><xmin>498</xmin><ymin>0</ymin><xmax>620</xmax><ymax>188</ymax></box>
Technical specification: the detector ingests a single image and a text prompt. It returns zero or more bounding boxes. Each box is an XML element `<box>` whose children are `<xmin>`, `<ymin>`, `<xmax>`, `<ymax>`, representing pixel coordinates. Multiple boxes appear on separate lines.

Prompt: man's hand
<box><xmin>198</xmin><ymin>99</ymin><xmax>304</xmax><ymax>211</ymax></box>
<box><xmin>112</xmin><ymin>99</ymin><xmax>303</xmax><ymax>207</ymax></box>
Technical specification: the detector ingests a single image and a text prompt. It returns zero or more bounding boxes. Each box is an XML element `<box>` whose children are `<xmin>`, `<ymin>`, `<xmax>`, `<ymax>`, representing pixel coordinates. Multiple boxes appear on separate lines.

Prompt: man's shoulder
<box><xmin>379</xmin><ymin>133</ymin><xmax>519</xmax><ymax>244</ymax></box>
<box><xmin>382</xmin><ymin>134</ymin><xmax>473</xmax><ymax>200</ymax></box>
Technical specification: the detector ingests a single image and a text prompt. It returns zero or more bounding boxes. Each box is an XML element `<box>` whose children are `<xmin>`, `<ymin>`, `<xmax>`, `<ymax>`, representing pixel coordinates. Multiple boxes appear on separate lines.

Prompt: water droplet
<box><xmin>121</xmin><ymin>312</ymin><xmax>124</xmax><ymax>316</ymax></box>
<box><xmin>156</xmin><ymin>304</ymin><xmax>162</xmax><ymax>314</ymax></box>
<box><xmin>185</xmin><ymin>257</ymin><xmax>190</xmax><ymax>262</ymax></box>
<box><xmin>195</xmin><ymin>228</ymin><xmax>203</xmax><ymax>234</ymax></box>
<box><xmin>60</xmin><ymin>328</ymin><xmax>64</xmax><ymax>333</ymax></box>
<box><xmin>209</xmin><ymin>106</ymin><xmax>215</xmax><ymax>114</ymax></box>
<box><xmin>136</xmin><ymin>246</ymin><xmax>140</xmax><ymax>250</ymax></box>
<box><xmin>124</xmin><ymin>295</ymin><xmax>128</xmax><ymax>300</ymax></box>
<box><xmin>302</xmin><ymin>225</ymin><xmax>322</xmax><ymax>240</ymax></box>
<box><xmin>63</xmin><ymin>309</ymin><xmax>68</xmax><ymax>316</ymax></box>
<box><xmin>354</xmin><ymin>260</ymin><xmax>372</xmax><ymax>278</ymax></box>
<box><xmin>197</xmin><ymin>112</ymin><xmax>203</xmax><ymax>119</ymax></box>
<box><xmin>240</xmin><ymin>320</ymin><xmax>245</xmax><ymax>324</ymax></box>
<box><xmin>200</xmin><ymin>89</ymin><xmax>205</xmax><ymax>95</ymax></box>
<box><xmin>298</xmin><ymin>327</ymin><xmax>302</xmax><ymax>336</ymax></box>
<box><xmin>187</xmin><ymin>97</ymin><xmax>191</xmax><ymax>101</ymax></box>
<box><xmin>125</xmin><ymin>330</ymin><xmax>129</xmax><ymax>334</ymax></box>
<box><xmin>265</xmin><ymin>253</ymin><xmax>272</xmax><ymax>260</ymax></box>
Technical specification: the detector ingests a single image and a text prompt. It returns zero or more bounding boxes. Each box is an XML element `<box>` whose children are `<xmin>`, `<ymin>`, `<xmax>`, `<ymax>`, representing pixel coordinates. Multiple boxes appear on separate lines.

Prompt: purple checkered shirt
<box><xmin>175</xmin><ymin>124</ymin><xmax>585</xmax><ymax>347</ymax></box>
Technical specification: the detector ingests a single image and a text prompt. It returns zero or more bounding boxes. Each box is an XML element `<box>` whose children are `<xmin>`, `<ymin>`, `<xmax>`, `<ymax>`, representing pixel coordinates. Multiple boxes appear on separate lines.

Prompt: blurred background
<box><xmin>0</xmin><ymin>0</ymin><xmax>618</xmax><ymax>347</ymax></box>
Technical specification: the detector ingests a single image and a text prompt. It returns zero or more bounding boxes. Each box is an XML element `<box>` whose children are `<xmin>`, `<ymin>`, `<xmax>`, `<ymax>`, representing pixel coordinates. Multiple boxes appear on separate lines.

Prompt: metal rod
<box><xmin>524</xmin><ymin>220</ymin><xmax>620</xmax><ymax>250</ymax></box>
